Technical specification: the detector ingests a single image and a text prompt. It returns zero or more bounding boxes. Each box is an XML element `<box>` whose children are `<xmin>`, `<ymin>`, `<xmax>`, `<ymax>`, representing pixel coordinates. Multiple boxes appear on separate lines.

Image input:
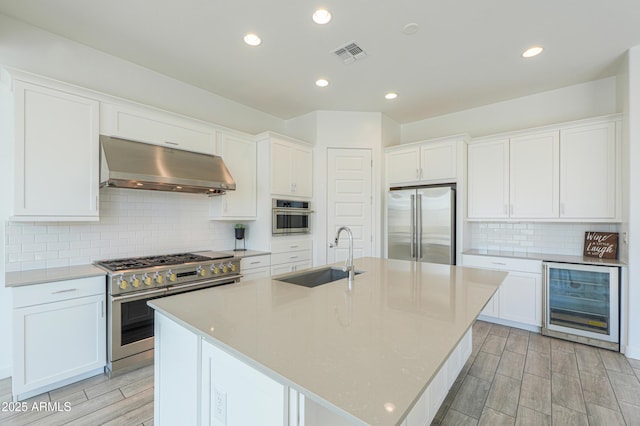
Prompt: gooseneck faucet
<box><xmin>333</xmin><ymin>226</ymin><xmax>355</xmax><ymax>288</ymax></box>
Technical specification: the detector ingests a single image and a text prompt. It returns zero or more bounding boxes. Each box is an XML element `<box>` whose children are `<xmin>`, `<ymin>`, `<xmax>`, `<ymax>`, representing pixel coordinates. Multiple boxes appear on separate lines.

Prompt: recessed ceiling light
<box><xmin>402</xmin><ymin>23</ymin><xmax>420</xmax><ymax>35</ymax></box>
<box><xmin>522</xmin><ymin>46</ymin><xmax>543</xmax><ymax>58</ymax></box>
<box><xmin>312</xmin><ymin>9</ymin><xmax>332</xmax><ymax>24</ymax></box>
<box><xmin>243</xmin><ymin>33</ymin><xmax>262</xmax><ymax>46</ymax></box>
<box><xmin>385</xmin><ymin>92</ymin><xmax>398</xmax><ymax>100</ymax></box>
<box><xmin>315</xmin><ymin>79</ymin><xmax>329</xmax><ymax>87</ymax></box>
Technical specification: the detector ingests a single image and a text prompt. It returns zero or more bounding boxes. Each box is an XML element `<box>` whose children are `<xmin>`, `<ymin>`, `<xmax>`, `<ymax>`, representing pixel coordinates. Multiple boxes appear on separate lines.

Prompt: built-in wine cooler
<box><xmin>542</xmin><ymin>262</ymin><xmax>619</xmax><ymax>351</ymax></box>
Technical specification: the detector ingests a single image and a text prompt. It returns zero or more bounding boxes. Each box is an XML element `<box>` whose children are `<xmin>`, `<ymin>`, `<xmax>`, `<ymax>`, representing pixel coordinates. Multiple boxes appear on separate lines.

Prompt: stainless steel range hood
<box><xmin>99</xmin><ymin>135</ymin><xmax>236</xmax><ymax>195</ymax></box>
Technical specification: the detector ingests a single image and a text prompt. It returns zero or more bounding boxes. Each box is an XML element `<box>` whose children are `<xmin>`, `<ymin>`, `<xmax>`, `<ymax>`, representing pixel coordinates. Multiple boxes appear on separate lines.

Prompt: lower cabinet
<box><xmin>270</xmin><ymin>238</ymin><xmax>313</xmax><ymax>275</ymax></box>
<box><xmin>462</xmin><ymin>254</ymin><xmax>542</xmax><ymax>328</ymax></box>
<box><xmin>12</xmin><ymin>276</ymin><xmax>106</xmax><ymax>400</ymax></box>
<box><xmin>240</xmin><ymin>255</ymin><xmax>271</xmax><ymax>282</ymax></box>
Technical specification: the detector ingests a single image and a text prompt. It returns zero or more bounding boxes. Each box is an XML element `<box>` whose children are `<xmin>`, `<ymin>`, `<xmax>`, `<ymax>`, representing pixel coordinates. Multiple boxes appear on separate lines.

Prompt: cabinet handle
<box><xmin>164</xmin><ymin>141</ymin><xmax>180</xmax><ymax>146</ymax></box>
<box><xmin>491</xmin><ymin>262</ymin><xmax>507</xmax><ymax>266</ymax></box>
<box><xmin>290</xmin><ymin>255</ymin><xmax>299</xmax><ymax>259</ymax></box>
<box><xmin>250</xmin><ymin>261</ymin><xmax>261</xmax><ymax>265</ymax></box>
<box><xmin>51</xmin><ymin>289</ymin><xmax>77</xmax><ymax>294</ymax></box>
<box><xmin>290</xmin><ymin>245</ymin><xmax>299</xmax><ymax>249</ymax></box>
<box><xmin>416</xmin><ymin>169</ymin><xmax>420</xmax><ymax>179</ymax></box>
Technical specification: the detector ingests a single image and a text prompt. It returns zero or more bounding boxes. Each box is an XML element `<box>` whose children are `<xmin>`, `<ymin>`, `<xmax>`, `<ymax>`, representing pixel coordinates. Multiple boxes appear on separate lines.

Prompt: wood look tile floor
<box><xmin>1</xmin><ymin>320</ymin><xmax>640</xmax><ymax>425</ymax></box>
<box><xmin>0</xmin><ymin>365</ymin><xmax>154</xmax><ymax>426</ymax></box>
<box><xmin>433</xmin><ymin>321</ymin><xmax>640</xmax><ymax>426</ymax></box>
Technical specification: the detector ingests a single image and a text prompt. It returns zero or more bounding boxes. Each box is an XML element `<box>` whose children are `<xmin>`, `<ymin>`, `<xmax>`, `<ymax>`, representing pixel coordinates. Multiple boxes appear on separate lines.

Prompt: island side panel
<box><xmin>155</xmin><ymin>312</ymin><xmax>200</xmax><ymax>425</ymax></box>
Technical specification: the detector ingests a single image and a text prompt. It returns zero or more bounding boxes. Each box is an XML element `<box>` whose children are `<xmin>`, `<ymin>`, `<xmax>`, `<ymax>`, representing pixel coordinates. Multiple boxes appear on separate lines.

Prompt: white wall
<box><xmin>0</xmin><ymin>13</ymin><xmax>284</xmax><ymax>135</ymax></box>
<box><xmin>401</xmin><ymin>77</ymin><xmax>618</xmax><ymax>142</ymax></box>
<box><xmin>621</xmin><ymin>46</ymin><xmax>640</xmax><ymax>359</ymax></box>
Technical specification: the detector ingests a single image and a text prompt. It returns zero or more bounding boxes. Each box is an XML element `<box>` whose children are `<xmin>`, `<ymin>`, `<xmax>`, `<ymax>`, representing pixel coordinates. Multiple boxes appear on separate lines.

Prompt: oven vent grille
<box><xmin>332</xmin><ymin>41</ymin><xmax>367</xmax><ymax>64</ymax></box>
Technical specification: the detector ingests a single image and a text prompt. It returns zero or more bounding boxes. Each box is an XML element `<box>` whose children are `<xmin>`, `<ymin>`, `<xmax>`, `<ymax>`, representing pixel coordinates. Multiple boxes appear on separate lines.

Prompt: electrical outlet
<box><xmin>214</xmin><ymin>386</ymin><xmax>227</xmax><ymax>424</ymax></box>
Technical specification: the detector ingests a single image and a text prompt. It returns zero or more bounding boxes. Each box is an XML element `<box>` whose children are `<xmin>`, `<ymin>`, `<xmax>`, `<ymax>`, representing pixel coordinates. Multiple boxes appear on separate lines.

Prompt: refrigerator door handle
<box><xmin>417</xmin><ymin>194</ymin><xmax>422</xmax><ymax>260</ymax></box>
<box><xmin>410</xmin><ymin>194</ymin><xmax>415</xmax><ymax>259</ymax></box>
<box><xmin>542</xmin><ymin>263</ymin><xmax>548</xmax><ymax>329</ymax></box>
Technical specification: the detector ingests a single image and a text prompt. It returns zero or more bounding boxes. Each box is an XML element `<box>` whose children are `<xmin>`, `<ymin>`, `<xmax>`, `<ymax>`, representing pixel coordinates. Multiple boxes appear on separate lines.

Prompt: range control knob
<box><xmin>131</xmin><ymin>275</ymin><xmax>140</xmax><ymax>288</ymax></box>
<box><xmin>211</xmin><ymin>265</ymin><xmax>219</xmax><ymax>274</ymax></box>
<box><xmin>167</xmin><ymin>270</ymin><xmax>177</xmax><ymax>282</ymax></box>
<box><xmin>143</xmin><ymin>273</ymin><xmax>152</xmax><ymax>286</ymax></box>
<box><xmin>155</xmin><ymin>272</ymin><xmax>164</xmax><ymax>284</ymax></box>
<box><xmin>228</xmin><ymin>263</ymin><xmax>237</xmax><ymax>272</ymax></box>
<box><xmin>197</xmin><ymin>266</ymin><xmax>206</xmax><ymax>277</ymax></box>
<box><xmin>118</xmin><ymin>277</ymin><xmax>127</xmax><ymax>290</ymax></box>
<box><xmin>221</xmin><ymin>263</ymin><xmax>228</xmax><ymax>273</ymax></box>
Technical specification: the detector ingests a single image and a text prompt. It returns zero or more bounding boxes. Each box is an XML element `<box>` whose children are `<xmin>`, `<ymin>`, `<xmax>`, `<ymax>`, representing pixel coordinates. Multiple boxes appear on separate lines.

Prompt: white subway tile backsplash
<box><xmin>5</xmin><ymin>188</ymin><xmax>239</xmax><ymax>271</ymax></box>
<box><xmin>469</xmin><ymin>221</ymin><xmax>620</xmax><ymax>255</ymax></box>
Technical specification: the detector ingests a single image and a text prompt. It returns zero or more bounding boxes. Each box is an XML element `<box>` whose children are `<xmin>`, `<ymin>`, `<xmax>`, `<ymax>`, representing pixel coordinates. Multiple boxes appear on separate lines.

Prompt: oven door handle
<box><xmin>166</xmin><ymin>276</ymin><xmax>241</xmax><ymax>294</ymax></box>
<box><xmin>111</xmin><ymin>288</ymin><xmax>167</xmax><ymax>302</ymax></box>
<box><xmin>273</xmin><ymin>208</ymin><xmax>314</xmax><ymax>213</ymax></box>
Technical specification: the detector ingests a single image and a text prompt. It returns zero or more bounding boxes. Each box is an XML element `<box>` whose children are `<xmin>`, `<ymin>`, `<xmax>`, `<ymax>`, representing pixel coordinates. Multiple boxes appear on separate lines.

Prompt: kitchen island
<box><xmin>149</xmin><ymin>257</ymin><xmax>507</xmax><ymax>425</ymax></box>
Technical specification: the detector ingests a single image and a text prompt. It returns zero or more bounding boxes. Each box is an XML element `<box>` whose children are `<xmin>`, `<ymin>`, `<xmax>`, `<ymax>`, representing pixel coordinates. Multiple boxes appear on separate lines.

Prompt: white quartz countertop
<box><xmin>149</xmin><ymin>257</ymin><xmax>507</xmax><ymax>425</ymax></box>
<box><xmin>5</xmin><ymin>264</ymin><xmax>106</xmax><ymax>287</ymax></box>
<box><xmin>463</xmin><ymin>249</ymin><xmax>626</xmax><ymax>267</ymax></box>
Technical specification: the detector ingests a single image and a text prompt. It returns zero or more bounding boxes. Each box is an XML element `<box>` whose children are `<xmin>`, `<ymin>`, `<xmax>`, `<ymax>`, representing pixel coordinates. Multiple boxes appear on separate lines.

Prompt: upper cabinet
<box><xmin>386</xmin><ymin>137</ymin><xmax>459</xmax><ymax>186</ymax></box>
<box><xmin>209</xmin><ymin>131</ymin><xmax>257</xmax><ymax>220</ymax></box>
<box><xmin>100</xmin><ymin>103</ymin><xmax>216</xmax><ymax>154</ymax></box>
<box><xmin>10</xmin><ymin>79</ymin><xmax>100</xmax><ymax>221</ymax></box>
<box><xmin>258</xmin><ymin>133</ymin><xmax>313</xmax><ymax>198</ymax></box>
<box><xmin>467</xmin><ymin>116</ymin><xmax>620</xmax><ymax>221</ymax></box>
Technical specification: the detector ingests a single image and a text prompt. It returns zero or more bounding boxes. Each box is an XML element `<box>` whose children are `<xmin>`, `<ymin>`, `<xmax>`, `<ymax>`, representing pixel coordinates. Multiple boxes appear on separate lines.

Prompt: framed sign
<box><xmin>583</xmin><ymin>232</ymin><xmax>618</xmax><ymax>259</ymax></box>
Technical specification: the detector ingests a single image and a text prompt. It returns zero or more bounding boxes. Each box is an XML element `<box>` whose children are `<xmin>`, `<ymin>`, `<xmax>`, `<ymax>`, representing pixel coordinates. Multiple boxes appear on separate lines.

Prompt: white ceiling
<box><xmin>1</xmin><ymin>0</ymin><xmax>639</xmax><ymax>124</ymax></box>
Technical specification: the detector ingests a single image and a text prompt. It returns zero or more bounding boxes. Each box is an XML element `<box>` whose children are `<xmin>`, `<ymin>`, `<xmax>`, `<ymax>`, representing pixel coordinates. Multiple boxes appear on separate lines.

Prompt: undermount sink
<box><xmin>275</xmin><ymin>267</ymin><xmax>362</xmax><ymax>288</ymax></box>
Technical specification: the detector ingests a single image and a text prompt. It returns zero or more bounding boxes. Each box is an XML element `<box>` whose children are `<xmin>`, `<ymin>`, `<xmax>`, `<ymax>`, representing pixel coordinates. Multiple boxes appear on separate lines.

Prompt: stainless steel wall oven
<box><xmin>272</xmin><ymin>199</ymin><xmax>312</xmax><ymax>235</ymax></box>
<box><xmin>96</xmin><ymin>252</ymin><xmax>240</xmax><ymax>375</ymax></box>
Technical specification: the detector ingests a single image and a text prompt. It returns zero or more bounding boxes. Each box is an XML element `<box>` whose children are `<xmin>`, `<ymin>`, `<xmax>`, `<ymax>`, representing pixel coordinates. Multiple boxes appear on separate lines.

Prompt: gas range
<box><xmin>95</xmin><ymin>251</ymin><xmax>241</xmax><ymax>296</ymax></box>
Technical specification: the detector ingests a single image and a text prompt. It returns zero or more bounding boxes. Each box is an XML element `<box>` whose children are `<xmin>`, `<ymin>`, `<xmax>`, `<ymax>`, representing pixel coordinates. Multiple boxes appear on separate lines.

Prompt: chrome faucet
<box><xmin>333</xmin><ymin>226</ymin><xmax>355</xmax><ymax>288</ymax></box>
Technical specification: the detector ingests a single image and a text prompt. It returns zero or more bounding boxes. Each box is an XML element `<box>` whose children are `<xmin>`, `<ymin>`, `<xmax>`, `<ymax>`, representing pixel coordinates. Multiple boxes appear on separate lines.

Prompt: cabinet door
<box><xmin>509</xmin><ymin>131</ymin><xmax>559</xmax><ymax>219</ymax></box>
<box><xmin>101</xmin><ymin>103</ymin><xmax>216</xmax><ymax>154</ymax></box>
<box><xmin>292</xmin><ymin>144</ymin><xmax>313</xmax><ymax>197</ymax></box>
<box><xmin>498</xmin><ymin>272</ymin><xmax>542</xmax><ymax>326</ymax></box>
<box><xmin>467</xmin><ymin>139</ymin><xmax>509</xmax><ymax>218</ymax></box>
<box><xmin>210</xmin><ymin>132</ymin><xmax>257</xmax><ymax>219</ymax></box>
<box><xmin>201</xmin><ymin>339</ymin><xmax>286</xmax><ymax>426</ymax></box>
<box><xmin>14</xmin><ymin>81</ymin><xmax>99</xmax><ymax>220</ymax></box>
<box><xmin>420</xmin><ymin>141</ymin><xmax>457</xmax><ymax>181</ymax></box>
<box><xmin>13</xmin><ymin>294</ymin><xmax>105</xmax><ymax>398</ymax></box>
<box><xmin>271</xmin><ymin>139</ymin><xmax>294</xmax><ymax>195</ymax></box>
<box><xmin>481</xmin><ymin>294</ymin><xmax>500</xmax><ymax>319</ymax></box>
<box><xmin>292</xmin><ymin>259</ymin><xmax>313</xmax><ymax>271</ymax></box>
<box><xmin>560</xmin><ymin>122</ymin><xmax>617</xmax><ymax>219</ymax></box>
<box><xmin>387</xmin><ymin>147</ymin><xmax>420</xmax><ymax>185</ymax></box>
<box><xmin>271</xmin><ymin>264</ymin><xmax>294</xmax><ymax>276</ymax></box>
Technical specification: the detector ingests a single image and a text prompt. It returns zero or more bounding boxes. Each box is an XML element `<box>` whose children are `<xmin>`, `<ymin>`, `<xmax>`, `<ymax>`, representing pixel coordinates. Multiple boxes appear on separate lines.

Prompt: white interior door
<box><xmin>327</xmin><ymin>148</ymin><xmax>373</xmax><ymax>264</ymax></box>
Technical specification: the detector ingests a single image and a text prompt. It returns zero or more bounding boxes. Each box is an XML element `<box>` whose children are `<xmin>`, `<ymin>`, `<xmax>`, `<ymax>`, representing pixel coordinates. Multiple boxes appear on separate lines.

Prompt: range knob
<box><xmin>211</xmin><ymin>264</ymin><xmax>219</xmax><ymax>274</ymax></box>
<box><xmin>221</xmin><ymin>263</ymin><xmax>228</xmax><ymax>273</ymax></box>
<box><xmin>118</xmin><ymin>276</ymin><xmax>127</xmax><ymax>290</ymax></box>
<box><xmin>143</xmin><ymin>273</ymin><xmax>152</xmax><ymax>286</ymax></box>
<box><xmin>228</xmin><ymin>262</ymin><xmax>237</xmax><ymax>272</ymax></box>
<box><xmin>154</xmin><ymin>272</ymin><xmax>164</xmax><ymax>284</ymax></box>
<box><xmin>131</xmin><ymin>275</ymin><xmax>140</xmax><ymax>288</ymax></box>
<box><xmin>197</xmin><ymin>265</ymin><xmax>206</xmax><ymax>277</ymax></box>
<box><xmin>167</xmin><ymin>270</ymin><xmax>177</xmax><ymax>282</ymax></box>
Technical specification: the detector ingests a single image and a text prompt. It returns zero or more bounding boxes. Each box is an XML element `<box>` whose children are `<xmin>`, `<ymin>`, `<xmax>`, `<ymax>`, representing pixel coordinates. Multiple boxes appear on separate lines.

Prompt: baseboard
<box><xmin>623</xmin><ymin>344</ymin><xmax>640</xmax><ymax>360</ymax></box>
<box><xmin>476</xmin><ymin>315</ymin><xmax>541</xmax><ymax>333</ymax></box>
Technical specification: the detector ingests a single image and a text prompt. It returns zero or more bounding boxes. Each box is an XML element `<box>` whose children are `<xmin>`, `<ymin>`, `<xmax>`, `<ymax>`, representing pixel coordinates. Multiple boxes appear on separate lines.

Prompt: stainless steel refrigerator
<box><xmin>387</xmin><ymin>184</ymin><xmax>456</xmax><ymax>264</ymax></box>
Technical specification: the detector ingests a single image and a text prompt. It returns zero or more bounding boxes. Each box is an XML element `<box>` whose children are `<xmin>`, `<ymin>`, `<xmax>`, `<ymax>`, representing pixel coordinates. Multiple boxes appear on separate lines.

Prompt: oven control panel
<box><xmin>109</xmin><ymin>259</ymin><xmax>241</xmax><ymax>295</ymax></box>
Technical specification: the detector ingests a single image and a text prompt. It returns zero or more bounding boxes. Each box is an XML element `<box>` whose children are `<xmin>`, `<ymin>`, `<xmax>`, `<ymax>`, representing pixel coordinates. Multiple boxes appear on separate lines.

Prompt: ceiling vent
<box><xmin>332</xmin><ymin>41</ymin><xmax>367</xmax><ymax>64</ymax></box>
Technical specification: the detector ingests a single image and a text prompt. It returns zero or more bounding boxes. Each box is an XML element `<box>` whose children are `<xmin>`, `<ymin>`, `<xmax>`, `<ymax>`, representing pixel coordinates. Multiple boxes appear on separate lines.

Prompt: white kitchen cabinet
<box><xmin>12</xmin><ymin>276</ymin><xmax>106</xmax><ymax>400</ymax></box>
<box><xmin>386</xmin><ymin>138</ymin><xmax>458</xmax><ymax>186</ymax></box>
<box><xmin>270</xmin><ymin>238</ymin><xmax>313</xmax><ymax>275</ymax></box>
<box><xmin>12</xmin><ymin>80</ymin><xmax>100</xmax><ymax>221</ymax></box>
<box><xmin>462</xmin><ymin>254</ymin><xmax>542</xmax><ymax>328</ymax></box>
<box><xmin>267</xmin><ymin>135</ymin><xmax>313</xmax><ymax>197</ymax></box>
<box><xmin>201</xmin><ymin>338</ymin><xmax>286</xmax><ymax>426</ymax></box>
<box><xmin>467</xmin><ymin>139</ymin><xmax>509</xmax><ymax>219</ymax></box>
<box><xmin>509</xmin><ymin>131</ymin><xmax>559</xmax><ymax>219</ymax></box>
<box><xmin>210</xmin><ymin>131</ymin><xmax>257</xmax><ymax>220</ymax></box>
<box><xmin>387</xmin><ymin>146</ymin><xmax>420</xmax><ymax>184</ymax></box>
<box><xmin>240</xmin><ymin>254</ymin><xmax>271</xmax><ymax>282</ymax></box>
<box><xmin>101</xmin><ymin>102</ymin><xmax>216</xmax><ymax>154</ymax></box>
<box><xmin>560</xmin><ymin>122</ymin><xmax>617</xmax><ymax>219</ymax></box>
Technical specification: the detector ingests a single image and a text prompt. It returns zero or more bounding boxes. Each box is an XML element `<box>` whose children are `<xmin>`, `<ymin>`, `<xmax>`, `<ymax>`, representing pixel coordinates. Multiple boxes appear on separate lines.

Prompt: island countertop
<box><xmin>149</xmin><ymin>257</ymin><xmax>507</xmax><ymax>425</ymax></box>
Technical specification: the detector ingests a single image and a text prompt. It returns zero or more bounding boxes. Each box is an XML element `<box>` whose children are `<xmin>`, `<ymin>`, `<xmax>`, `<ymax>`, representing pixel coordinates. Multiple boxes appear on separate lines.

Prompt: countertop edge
<box><xmin>462</xmin><ymin>249</ymin><xmax>626</xmax><ymax>267</ymax></box>
<box><xmin>6</xmin><ymin>265</ymin><xmax>107</xmax><ymax>288</ymax></box>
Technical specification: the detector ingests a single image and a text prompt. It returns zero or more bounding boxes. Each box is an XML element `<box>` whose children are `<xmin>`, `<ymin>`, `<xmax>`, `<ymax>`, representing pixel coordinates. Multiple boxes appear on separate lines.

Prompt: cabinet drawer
<box><xmin>13</xmin><ymin>276</ymin><xmax>106</xmax><ymax>308</ymax></box>
<box><xmin>241</xmin><ymin>255</ymin><xmax>271</xmax><ymax>270</ymax></box>
<box><xmin>462</xmin><ymin>255</ymin><xmax>541</xmax><ymax>274</ymax></box>
<box><xmin>271</xmin><ymin>250</ymin><xmax>312</xmax><ymax>266</ymax></box>
<box><xmin>241</xmin><ymin>267</ymin><xmax>270</xmax><ymax>282</ymax></box>
<box><xmin>271</xmin><ymin>238</ymin><xmax>312</xmax><ymax>254</ymax></box>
